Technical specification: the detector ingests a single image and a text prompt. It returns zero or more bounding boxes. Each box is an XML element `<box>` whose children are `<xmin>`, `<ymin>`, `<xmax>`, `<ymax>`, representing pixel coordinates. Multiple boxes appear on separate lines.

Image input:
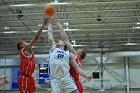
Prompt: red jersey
<box><xmin>70</xmin><ymin>54</ymin><xmax>81</xmax><ymax>81</ymax></box>
<box><xmin>19</xmin><ymin>49</ymin><xmax>35</xmax><ymax>76</ymax></box>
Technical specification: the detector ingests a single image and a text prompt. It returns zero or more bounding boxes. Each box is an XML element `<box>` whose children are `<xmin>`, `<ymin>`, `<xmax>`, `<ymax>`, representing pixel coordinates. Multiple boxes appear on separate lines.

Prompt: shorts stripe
<box><xmin>70</xmin><ymin>89</ymin><xmax>78</xmax><ymax>93</ymax></box>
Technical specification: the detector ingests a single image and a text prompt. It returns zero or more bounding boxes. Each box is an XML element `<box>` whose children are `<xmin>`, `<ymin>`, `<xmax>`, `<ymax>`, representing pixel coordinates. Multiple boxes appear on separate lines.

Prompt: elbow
<box><xmin>35</xmin><ymin>34</ymin><xmax>40</xmax><ymax>39</ymax></box>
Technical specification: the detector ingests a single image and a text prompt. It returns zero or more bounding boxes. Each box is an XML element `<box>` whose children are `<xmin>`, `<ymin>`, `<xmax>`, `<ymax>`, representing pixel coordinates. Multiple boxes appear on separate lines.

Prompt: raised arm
<box><xmin>57</xmin><ymin>21</ymin><xmax>76</xmax><ymax>55</ymax></box>
<box><xmin>69</xmin><ymin>53</ymin><xmax>92</xmax><ymax>81</ymax></box>
<box><xmin>57</xmin><ymin>22</ymin><xmax>69</xmax><ymax>41</ymax></box>
<box><xmin>48</xmin><ymin>23</ymin><xmax>55</xmax><ymax>49</ymax></box>
<box><xmin>24</xmin><ymin>17</ymin><xmax>48</xmax><ymax>51</ymax></box>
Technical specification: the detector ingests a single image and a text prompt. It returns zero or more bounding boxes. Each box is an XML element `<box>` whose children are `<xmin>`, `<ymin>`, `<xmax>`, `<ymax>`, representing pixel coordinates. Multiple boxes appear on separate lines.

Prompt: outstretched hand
<box><xmin>42</xmin><ymin>17</ymin><xmax>50</xmax><ymax>26</ymax></box>
<box><xmin>86</xmin><ymin>74</ymin><xmax>92</xmax><ymax>81</ymax></box>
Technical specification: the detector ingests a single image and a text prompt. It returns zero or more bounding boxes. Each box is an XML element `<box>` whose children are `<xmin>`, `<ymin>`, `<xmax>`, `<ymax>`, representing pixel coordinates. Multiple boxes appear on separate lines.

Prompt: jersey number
<box><xmin>57</xmin><ymin>54</ymin><xmax>64</xmax><ymax>58</ymax></box>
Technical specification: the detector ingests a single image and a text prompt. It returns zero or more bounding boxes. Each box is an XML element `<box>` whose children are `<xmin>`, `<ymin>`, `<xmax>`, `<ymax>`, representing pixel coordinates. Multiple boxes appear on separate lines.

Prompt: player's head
<box><xmin>56</xmin><ymin>40</ymin><xmax>67</xmax><ymax>50</ymax></box>
<box><xmin>17</xmin><ymin>40</ymin><xmax>26</xmax><ymax>51</ymax></box>
<box><xmin>77</xmin><ymin>48</ymin><xmax>86</xmax><ymax>60</ymax></box>
<box><xmin>57</xmin><ymin>40</ymin><xmax>65</xmax><ymax>45</ymax></box>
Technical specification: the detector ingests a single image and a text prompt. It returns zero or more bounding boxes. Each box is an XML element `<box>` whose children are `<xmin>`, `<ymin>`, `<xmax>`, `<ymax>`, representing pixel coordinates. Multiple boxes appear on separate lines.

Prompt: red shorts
<box><xmin>75</xmin><ymin>80</ymin><xmax>83</xmax><ymax>93</ymax></box>
<box><xmin>18</xmin><ymin>76</ymin><xmax>36</xmax><ymax>93</ymax></box>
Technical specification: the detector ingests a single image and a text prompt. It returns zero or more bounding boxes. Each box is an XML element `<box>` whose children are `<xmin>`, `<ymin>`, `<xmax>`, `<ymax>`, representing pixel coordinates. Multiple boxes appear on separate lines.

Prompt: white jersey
<box><xmin>49</xmin><ymin>48</ymin><xmax>70</xmax><ymax>79</ymax></box>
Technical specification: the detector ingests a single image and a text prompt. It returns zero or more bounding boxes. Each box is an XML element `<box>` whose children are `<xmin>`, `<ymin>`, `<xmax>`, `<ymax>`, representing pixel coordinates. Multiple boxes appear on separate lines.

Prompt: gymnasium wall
<box><xmin>0</xmin><ymin>53</ymin><xmax>140</xmax><ymax>93</ymax></box>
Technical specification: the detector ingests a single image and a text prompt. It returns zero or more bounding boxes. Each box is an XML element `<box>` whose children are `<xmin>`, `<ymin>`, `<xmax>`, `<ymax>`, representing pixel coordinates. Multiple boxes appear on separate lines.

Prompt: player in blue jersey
<box><xmin>47</xmin><ymin>19</ymin><xmax>92</xmax><ymax>93</ymax></box>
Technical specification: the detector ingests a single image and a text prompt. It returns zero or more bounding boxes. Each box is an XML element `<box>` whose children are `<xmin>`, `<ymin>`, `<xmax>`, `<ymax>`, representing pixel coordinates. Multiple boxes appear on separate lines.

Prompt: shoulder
<box><xmin>49</xmin><ymin>47</ymin><xmax>57</xmax><ymax>54</ymax></box>
<box><xmin>19</xmin><ymin>49</ymin><xmax>24</xmax><ymax>55</ymax></box>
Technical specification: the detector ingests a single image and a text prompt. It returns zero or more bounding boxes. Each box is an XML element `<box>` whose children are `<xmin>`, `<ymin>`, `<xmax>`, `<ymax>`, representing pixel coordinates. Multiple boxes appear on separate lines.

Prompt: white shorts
<box><xmin>51</xmin><ymin>76</ymin><xmax>77</xmax><ymax>93</ymax></box>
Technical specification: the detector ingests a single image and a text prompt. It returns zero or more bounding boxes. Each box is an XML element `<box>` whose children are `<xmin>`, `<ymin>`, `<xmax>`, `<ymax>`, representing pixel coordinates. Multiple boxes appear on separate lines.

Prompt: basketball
<box><xmin>44</xmin><ymin>4</ymin><xmax>55</xmax><ymax>17</ymax></box>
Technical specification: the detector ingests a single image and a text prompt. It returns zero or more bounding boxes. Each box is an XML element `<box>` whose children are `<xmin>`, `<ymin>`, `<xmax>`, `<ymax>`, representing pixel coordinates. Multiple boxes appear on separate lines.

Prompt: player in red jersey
<box><xmin>69</xmin><ymin>49</ymin><xmax>86</xmax><ymax>93</ymax></box>
<box><xmin>17</xmin><ymin>17</ymin><xmax>49</xmax><ymax>93</ymax></box>
<box><xmin>53</xmin><ymin>19</ymin><xmax>91</xmax><ymax>93</ymax></box>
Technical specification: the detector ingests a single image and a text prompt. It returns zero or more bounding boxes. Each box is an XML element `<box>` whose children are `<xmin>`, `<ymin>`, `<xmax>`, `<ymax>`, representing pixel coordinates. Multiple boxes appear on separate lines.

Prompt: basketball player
<box><xmin>47</xmin><ymin>21</ymin><xmax>92</xmax><ymax>93</ymax></box>
<box><xmin>0</xmin><ymin>75</ymin><xmax>9</xmax><ymax>87</ymax></box>
<box><xmin>69</xmin><ymin>49</ymin><xmax>86</xmax><ymax>93</ymax></box>
<box><xmin>55</xmin><ymin>20</ymin><xmax>89</xmax><ymax>93</ymax></box>
<box><xmin>17</xmin><ymin>17</ymin><xmax>49</xmax><ymax>93</ymax></box>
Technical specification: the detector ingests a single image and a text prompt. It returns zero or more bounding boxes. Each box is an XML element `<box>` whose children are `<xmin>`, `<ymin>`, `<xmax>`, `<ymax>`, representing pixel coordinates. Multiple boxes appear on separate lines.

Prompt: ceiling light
<box><xmin>137</xmin><ymin>22</ymin><xmax>140</xmax><ymax>25</ymax></box>
<box><xmin>10</xmin><ymin>2</ymin><xmax>71</xmax><ymax>7</ymax></box>
<box><xmin>3</xmin><ymin>31</ymin><xmax>16</xmax><ymax>33</ymax></box>
<box><xmin>33</xmin><ymin>30</ymin><xmax>47</xmax><ymax>32</ymax></box>
<box><xmin>133</xmin><ymin>27</ymin><xmax>140</xmax><ymax>29</ymax></box>
<box><xmin>4</xmin><ymin>26</ymin><xmax>9</xmax><ymax>30</ymax></box>
<box><xmin>135</xmin><ymin>27</ymin><xmax>140</xmax><ymax>29</ymax></box>
<box><xmin>38</xmin><ymin>24</ymin><xmax>42</xmax><ymax>26</ymax></box>
<box><xmin>41</xmin><ymin>29</ymin><xmax>79</xmax><ymax>32</ymax></box>
<box><xmin>63</xmin><ymin>22</ymin><xmax>69</xmax><ymax>26</ymax></box>
<box><xmin>64</xmin><ymin>29</ymin><xmax>79</xmax><ymax>31</ymax></box>
<box><xmin>72</xmin><ymin>45</ymin><xmax>87</xmax><ymax>47</ymax></box>
<box><xmin>71</xmin><ymin>40</ymin><xmax>76</xmax><ymax>45</ymax></box>
<box><xmin>71</xmin><ymin>40</ymin><xmax>87</xmax><ymax>47</ymax></box>
<box><xmin>124</xmin><ymin>43</ymin><xmax>137</xmax><ymax>46</ymax></box>
<box><xmin>2</xmin><ymin>29</ymin><xmax>79</xmax><ymax>34</ymax></box>
<box><xmin>10</xmin><ymin>4</ymin><xmax>35</xmax><ymax>7</ymax></box>
<box><xmin>50</xmin><ymin>2</ymin><xmax>71</xmax><ymax>5</ymax></box>
<box><xmin>65</xmin><ymin>22</ymin><xmax>69</xmax><ymax>26</ymax></box>
<box><xmin>34</xmin><ymin>29</ymin><xmax>79</xmax><ymax>32</ymax></box>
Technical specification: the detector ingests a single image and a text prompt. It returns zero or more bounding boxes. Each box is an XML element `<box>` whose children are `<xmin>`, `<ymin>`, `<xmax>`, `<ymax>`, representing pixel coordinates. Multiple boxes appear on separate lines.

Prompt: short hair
<box><xmin>80</xmin><ymin>50</ymin><xmax>86</xmax><ymax>59</ymax></box>
<box><xmin>17</xmin><ymin>41</ymin><xmax>23</xmax><ymax>51</ymax></box>
<box><xmin>64</xmin><ymin>45</ymin><xmax>67</xmax><ymax>50</ymax></box>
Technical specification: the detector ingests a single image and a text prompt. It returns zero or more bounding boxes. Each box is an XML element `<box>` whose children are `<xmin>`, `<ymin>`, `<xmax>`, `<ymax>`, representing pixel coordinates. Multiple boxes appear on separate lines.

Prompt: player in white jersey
<box><xmin>47</xmin><ymin>20</ymin><xmax>92</xmax><ymax>93</ymax></box>
<box><xmin>49</xmin><ymin>47</ymin><xmax>70</xmax><ymax>79</ymax></box>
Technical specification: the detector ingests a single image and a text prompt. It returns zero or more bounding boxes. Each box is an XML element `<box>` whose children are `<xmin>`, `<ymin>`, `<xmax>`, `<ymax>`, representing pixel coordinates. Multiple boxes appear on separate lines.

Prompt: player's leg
<box><xmin>51</xmin><ymin>79</ymin><xmax>61</xmax><ymax>93</ymax></box>
<box><xmin>18</xmin><ymin>76</ymin><xmax>28</xmax><ymax>93</ymax></box>
<box><xmin>62</xmin><ymin>77</ymin><xmax>79</xmax><ymax>93</ymax></box>
<box><xmin>28</xmin><ymin>77</ymin><xmax>36</xmax><ymax>93</ymax></box>
<box><xmin>75</xmin><ymin>80</ymin><xmax>83</xmax><ymax>93</ymax></box>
